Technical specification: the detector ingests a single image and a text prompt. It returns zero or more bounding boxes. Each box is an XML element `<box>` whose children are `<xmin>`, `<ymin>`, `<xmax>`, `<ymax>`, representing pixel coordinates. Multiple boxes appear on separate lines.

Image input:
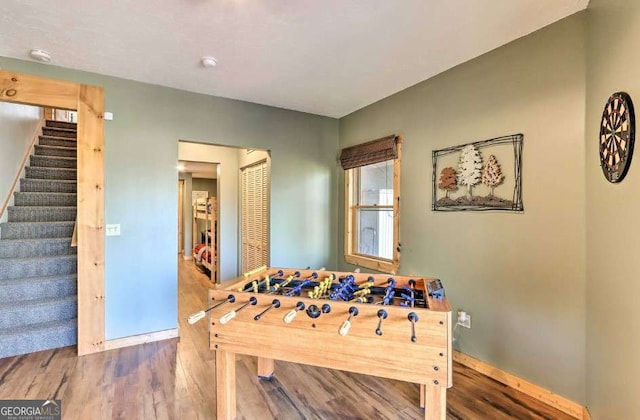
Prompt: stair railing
<box><xmin>0</xmin><ymin>113</ymin><xmax>46</xmax><ymax>221</ymax></box>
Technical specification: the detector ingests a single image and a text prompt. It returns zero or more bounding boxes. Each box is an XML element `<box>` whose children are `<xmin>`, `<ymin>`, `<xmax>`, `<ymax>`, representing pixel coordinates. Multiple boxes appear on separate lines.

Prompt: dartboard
<box><xmin>599</xmin><ymin>92</ymin><xmax>635</xmax><ymax>183</ymax></box>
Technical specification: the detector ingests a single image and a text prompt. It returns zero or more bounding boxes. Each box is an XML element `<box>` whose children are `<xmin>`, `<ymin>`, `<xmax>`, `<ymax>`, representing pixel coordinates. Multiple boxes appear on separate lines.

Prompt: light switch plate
<box><xmin>104</xmin><ymin>112</ymin><xmax>113</xmax><ymax>121</ymax></box>
<box><xmin>106</xmin><ymin>224</ymin><xmax>121</xmax><ymax>236</ymax></box>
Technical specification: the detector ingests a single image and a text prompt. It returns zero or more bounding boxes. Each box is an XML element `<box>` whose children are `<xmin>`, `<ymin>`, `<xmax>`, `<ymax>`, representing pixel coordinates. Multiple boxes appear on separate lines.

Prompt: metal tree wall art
<box><xmin>432</xmin><ymin>134</ymin><xmax>523</xmax><ymax>212</ymax></box>
<box><xmin>457</xmin><ymin>145</ymin><xmax>483</xmax><ymax>198</ymax></box>
<box><xmin>437</xmin><ymin>167</ymin><xmax>458</xmax><ymax>198</ymax></box>
<box><xmin>481</xmin><ymin>155</ymin><xmax>505</xmax><ymax>196</ymax></box>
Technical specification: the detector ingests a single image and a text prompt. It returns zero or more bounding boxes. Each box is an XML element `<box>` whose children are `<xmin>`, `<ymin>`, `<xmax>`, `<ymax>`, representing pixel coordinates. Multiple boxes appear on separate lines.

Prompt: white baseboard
<box><xmin>104</xmin><ymin>328</ymin><xmax>179</xmax><ymax>351</ymax></box>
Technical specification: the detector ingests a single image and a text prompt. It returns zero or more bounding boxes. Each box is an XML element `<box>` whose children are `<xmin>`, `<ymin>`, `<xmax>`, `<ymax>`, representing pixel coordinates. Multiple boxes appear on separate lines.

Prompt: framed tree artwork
<box><xmin>432</xmin><ymin>134</ymin><xmax>524</xmax><ymax>212</ymax></box>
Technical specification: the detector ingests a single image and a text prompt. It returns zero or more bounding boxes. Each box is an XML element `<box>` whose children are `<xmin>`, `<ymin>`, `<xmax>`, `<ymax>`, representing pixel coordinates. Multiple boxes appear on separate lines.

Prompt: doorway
<box><xmin>0</xmin><ymin>70</ymin><xmax>105</xmax><ymax>355</ymax></box>
<box><xmin>178</xmin><ymin>160</ymin><xmax>218</xmax><ymax>282</ymax></box>
<box><xmin>177</xmin><ymin>141</ymin><xmax>271</xmax><ymax>283</ymax></box>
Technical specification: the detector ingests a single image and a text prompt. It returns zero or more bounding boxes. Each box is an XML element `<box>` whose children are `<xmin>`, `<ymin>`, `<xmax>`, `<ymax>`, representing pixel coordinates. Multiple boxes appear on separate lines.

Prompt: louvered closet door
<box><xmin>241</xmin><ymin>161</ymin><xmax>269</xmax><ymax>273</ymax></box>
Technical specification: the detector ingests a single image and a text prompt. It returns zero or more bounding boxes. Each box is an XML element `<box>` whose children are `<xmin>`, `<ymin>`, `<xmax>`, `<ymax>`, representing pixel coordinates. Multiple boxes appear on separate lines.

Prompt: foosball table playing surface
<box><xmin>204</xmin><ymin>267</ymin><xmax>453</xmax><ymax>419</ymax></box>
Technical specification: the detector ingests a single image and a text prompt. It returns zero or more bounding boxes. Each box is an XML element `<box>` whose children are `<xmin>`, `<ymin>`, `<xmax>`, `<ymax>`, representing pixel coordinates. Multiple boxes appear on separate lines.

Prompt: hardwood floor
<box><xmin>0</xmin><ymin>259</ymin><xmax>575</xmax><ymax>419</ymax></box>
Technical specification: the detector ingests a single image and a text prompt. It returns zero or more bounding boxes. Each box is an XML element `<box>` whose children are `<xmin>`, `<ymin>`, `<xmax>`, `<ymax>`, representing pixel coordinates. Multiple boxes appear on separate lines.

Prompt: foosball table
<box><xmin>197</xmin><ymin>267</ymin><xmax>452</xmax><ymax>419</ymax></box>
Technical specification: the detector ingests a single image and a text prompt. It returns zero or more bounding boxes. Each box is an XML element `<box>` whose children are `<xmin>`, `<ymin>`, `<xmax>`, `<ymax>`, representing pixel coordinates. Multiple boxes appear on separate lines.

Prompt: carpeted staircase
<box><xmin>0</xmin><ymin>120</ymin><xmax>78</xmax><ymax>358</ymax></box>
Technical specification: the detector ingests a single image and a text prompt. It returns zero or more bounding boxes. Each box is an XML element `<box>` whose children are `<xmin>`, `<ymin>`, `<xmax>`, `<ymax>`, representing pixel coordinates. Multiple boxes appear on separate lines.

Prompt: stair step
<box><xmin>45</xmin><ymin>120</ymin><xmax>77</xmax><ymax>130</ymax></box>
<box><xmin>25</xmin><ymin>167</ymin><xmax>76</xmax><ymax>181</ymax></box>
<box><xmin>0</xmin><ymin>274</ymin><xmax>77</xmax><ymax>304</ymax></box>
<box><xmin>14</xmin><ymin>192</ymin><xmax>76</xmax><ymax>207</ymax></box>
<box><xmin>0</xmin><ymin>238</ymin><xmax>75</xmax><ymax>258</ymax></box>
<box><xmin>38</xmin><ymin>136</ymin><xmax>77</xmax><ymax>148</ymax></box>
<box><xmin>41</xmin><ymin>127</ymin><xmax>76</xmax><ymax>139</ymax></box>
<box><xmin>0</xmin><ymin>221</ymin><xmax>75</xmax><ymax>240</ymax></box>
<box><xmin>0</xmin><ymin>318</ymin><xmax>77</xmax><ymax>359</ymax></box>
<box><xmin>0</xmin><ymin>254</ymin><xmax>77</xmax><ymax>280</ymax></box>
<box><xmin>30</xmin><ymin>155</ymin><xmax>77</xmax><ymax>169</ymax></box>
<box><xmin>0</xmin><ymin>296</ymin><xmax>76</xmax><ymax>329</ymax></box>
<box><xmin>20</xmin><ymin>179</ymin><xmax>77</xmax><ymax>193</ymax></box>
<box><xmin>35</xmin><ymin>145</ymin><xmax>77</xmax><ymax>158</ymax></box>
<box><xmin>7</xmin><ymin>206</ymin><xmax>76</xmax><ymax>222</ymax></box>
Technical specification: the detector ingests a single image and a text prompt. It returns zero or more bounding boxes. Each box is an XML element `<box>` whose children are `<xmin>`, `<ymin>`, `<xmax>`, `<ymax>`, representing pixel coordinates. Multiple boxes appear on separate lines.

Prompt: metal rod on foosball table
<box><xmin>408</xmin><ymin>312</ymin><xmax>419</xmax><ymax>342</ymax></box>
<box><xmin>219</xmin><ymin>297</ymin><xmax>258</xmax><ymax>324</ymax></box>
<box><xmin>285</xmin><ymin>271</ymin><xmax>319</xmax><ymax>297</ymax></box>
<box><xmin>187</xmin><ymin>294</ymin><xmax>236</xmax><ymax>324</ymax></box>
<box><xmin>401</xmin><ymin>285</ymin><xmax>416</xmax><ymax>307</ymax></box>
<box><xmin>375</xmin><ymin>309</ymin><xmax>388</xmax><ymax>336</ymax></box>
<box><xmin>238</xmin><ymin>270</ymin><xmax>283</xmax><ymax>293</ymax></box>
<box><xmin>357</xmin><ymin>276</ymin><xmax>375</xmax><ymax>289</ymax></box>
<box><xmin>268</xmin><ymin>271</ymin><xmax>300</xmax><ymax>294</ymax></box>
<box><xmin>254</xmin><ymin>299</ymin><xmax>281</xmax><ymax>321</ymax></box>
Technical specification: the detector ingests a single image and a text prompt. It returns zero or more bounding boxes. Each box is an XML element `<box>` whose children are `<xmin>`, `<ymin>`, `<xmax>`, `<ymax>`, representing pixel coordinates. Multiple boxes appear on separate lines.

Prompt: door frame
<box><xmin>178</xmin><ymin>179</ymin><xmax>184</xmax><ymax>254</ymax></box>
<box><xmin>1</xmin><ymin>70</ymin><xmax>105</xmax><ymax>356</ymax></box>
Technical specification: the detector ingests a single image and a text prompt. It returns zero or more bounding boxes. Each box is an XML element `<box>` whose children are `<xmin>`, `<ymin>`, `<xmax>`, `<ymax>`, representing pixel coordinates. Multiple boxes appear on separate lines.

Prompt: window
<box><xmin>342</xmin><ymin>135</ymin><xmax>401</xmax><ymax>273</ymax></box>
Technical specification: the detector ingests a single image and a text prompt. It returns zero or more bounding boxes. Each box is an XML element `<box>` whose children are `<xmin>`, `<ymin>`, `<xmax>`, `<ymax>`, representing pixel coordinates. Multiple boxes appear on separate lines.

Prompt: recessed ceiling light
<box><xmin>201</xmin><ymin>56</ymin><xmax>217</xmax><ymax>68</ymax></box>
<box><xmin>30</xmin><ymin>49</ymin><xmax>52</xmax><ymax>63</ymax></box>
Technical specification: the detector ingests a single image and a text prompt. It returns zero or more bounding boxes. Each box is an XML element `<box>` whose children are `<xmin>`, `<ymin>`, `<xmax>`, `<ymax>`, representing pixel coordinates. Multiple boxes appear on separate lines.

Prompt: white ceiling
<box><xmin>0</xmin><ymin>0</ymin><xmax>588</xmax><ymax>118</ymax></box>
<box><xmin>179</xmin><ymin>161</ymin><xmax>217</xmax><ymax>179</ymax></box>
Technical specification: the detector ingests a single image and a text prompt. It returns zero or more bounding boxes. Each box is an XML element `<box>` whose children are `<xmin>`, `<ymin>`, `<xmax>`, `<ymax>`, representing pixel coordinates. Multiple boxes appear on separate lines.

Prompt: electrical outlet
<box><xmin>457</xmin><ymin>311</ymin><xmax>471</xmax><ymax>328</ymax></box>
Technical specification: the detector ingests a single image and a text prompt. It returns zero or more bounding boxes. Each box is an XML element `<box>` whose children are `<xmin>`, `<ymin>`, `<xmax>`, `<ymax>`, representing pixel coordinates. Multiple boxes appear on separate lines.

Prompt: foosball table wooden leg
<box><xmin>257</xmin><ymin>357</ymin><xmax>275</xmax><ymax>380</ymax></box>
<box><xmin>423</xmin><ymin>385</ymin><xmax>446</xmax><ymax>420</ymax></box>
<box><xmin>216</xmin><ymin>350</ymin><xmax>237</xmax><ymax>420</ymax></box>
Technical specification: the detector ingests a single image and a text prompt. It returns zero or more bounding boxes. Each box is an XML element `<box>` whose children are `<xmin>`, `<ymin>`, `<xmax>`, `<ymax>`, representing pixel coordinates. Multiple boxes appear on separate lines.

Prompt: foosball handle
<box><xmin>219</xmin><ymin>310</ymin><xmax>237</xmax><ymax>325</ymax></box>
<box><xmin>187</xmin><ymin>294</ymin><xmax>236</xmax><ymax>324</ymax></box>
<box><xmin>220</xmin><ymin>297</ymin><xmax>257</xmax><ymax>324</ymax></box>
<box><xmin>339</xmin><ymin>320</ymin><xmax>351</xmax><ymax>336</ymax></box>
<box><xmin>338</xmin><ymin>306</ymin><xmax>359</xmax><ymax>336</ymax></box>
<box><xmin>283</xmin><ymin>301</ymin><xmax>305</xmax><ymax>324</ymax></box>
<box><xmin>188</xmin><ymin>310</ymin><xmax>205</xmax><ymax>325</ymax></box>
<box><xmin>283</xmin><ymin>309</ymin><xmax>299</xmax><ymax>324</ymax></box>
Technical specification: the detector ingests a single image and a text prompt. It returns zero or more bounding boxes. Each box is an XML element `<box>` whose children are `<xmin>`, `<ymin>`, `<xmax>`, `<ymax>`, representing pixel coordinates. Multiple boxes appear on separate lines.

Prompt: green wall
<box><xmin>339</xmin><ymin>14</ymin><xmax>587</xmax><ymax>403</ymax></box>
<box><xmin>0</xmin><ymin>56</ymin><xmax>339</xmax><ymax>340</ymax></box>
<box><xmin>586</xmin><ymin>1</ymin><xmax>640</xmax><ymax>417</ymax></box>
<box><xmin>192</xmin><ymin>178</ymin><xmax>217</xmax><ymax>198</ymax></box>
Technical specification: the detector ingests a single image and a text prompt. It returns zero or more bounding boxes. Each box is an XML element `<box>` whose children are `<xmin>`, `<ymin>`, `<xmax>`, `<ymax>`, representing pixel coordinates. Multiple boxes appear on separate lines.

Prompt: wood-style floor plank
<box><xmin>0</xmin><ymin>259</ymin><xmax>576</xmax><ymax>420</ymax></box>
